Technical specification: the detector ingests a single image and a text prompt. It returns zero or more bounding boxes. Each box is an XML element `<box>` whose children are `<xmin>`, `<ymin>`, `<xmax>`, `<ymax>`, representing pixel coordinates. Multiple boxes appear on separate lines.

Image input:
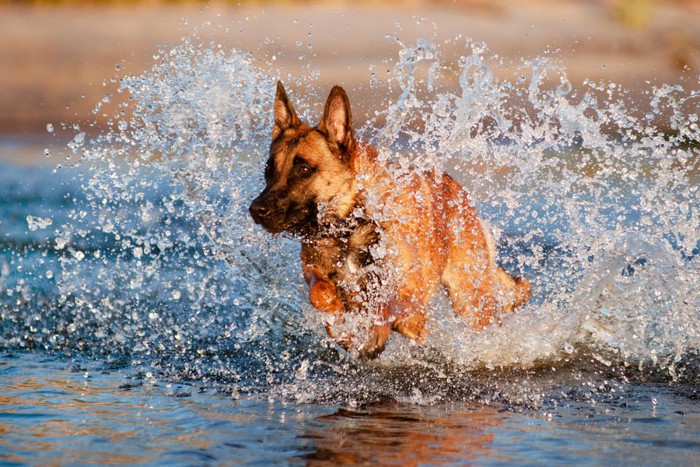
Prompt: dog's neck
<box><xmin>313</xmin><ymin>213</ymin><xmax>365</xmax><ymax>239</ymax></box>
<box><xmin>300</xmin><ymin>198</ymin><xmax>366</xmax><ymax>239</ymax></box>
<box><xmin>316</xmin><ymin>140</ymin><xmax>370</xmax><ymax>219</ymax></box>
<box><xmin>300</xmin><ymin>141</ymin><xmax>380</xmax><ymax>240</ymax></box>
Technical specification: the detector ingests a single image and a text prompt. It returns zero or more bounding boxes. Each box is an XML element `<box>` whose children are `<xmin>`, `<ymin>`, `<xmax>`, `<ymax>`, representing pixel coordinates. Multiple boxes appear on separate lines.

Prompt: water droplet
<box><xmin>26</xmin><ymin>215</ymin><xmax>52</xmax><ymax>231</ymax></box>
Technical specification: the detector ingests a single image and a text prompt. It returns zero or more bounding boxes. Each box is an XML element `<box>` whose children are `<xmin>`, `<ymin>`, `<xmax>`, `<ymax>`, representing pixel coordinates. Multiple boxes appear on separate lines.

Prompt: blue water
<box><xmin>1</xmin><ymin>33</ymin><xmax>699</xmax><ymax>464</ymax></box>
<box><xmin>2</xmin><ymin>352</ymin><xmax>700</xmax><ymax>465</ymax></box>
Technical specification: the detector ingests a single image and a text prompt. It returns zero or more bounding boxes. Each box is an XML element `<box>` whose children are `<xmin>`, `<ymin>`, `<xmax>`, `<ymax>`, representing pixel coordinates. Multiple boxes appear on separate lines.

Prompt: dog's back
<box><xmin>348</xmin><ymin>145</ymin><xmax>530</xmax><ymax>334</ymax></box>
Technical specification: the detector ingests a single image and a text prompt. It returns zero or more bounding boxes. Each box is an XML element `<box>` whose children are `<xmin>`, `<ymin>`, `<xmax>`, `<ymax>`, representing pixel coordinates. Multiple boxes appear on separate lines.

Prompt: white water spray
<box><xmin>5</xmin><ymin>32</ymin><xmax>696</xmax><ymax>404</ymax></box>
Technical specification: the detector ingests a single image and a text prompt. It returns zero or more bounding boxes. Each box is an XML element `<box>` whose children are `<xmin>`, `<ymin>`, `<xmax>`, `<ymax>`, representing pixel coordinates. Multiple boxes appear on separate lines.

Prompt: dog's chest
<box><xmin>302</xmin><ymin>220</ymin><xmax>380</xmax><ymax>289</ymax></box>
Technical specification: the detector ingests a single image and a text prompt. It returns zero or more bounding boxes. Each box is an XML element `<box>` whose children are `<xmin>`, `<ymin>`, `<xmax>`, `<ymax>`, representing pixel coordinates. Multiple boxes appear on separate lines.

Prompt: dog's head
<box><xmin>249</xmin><ymin>82</ymin><xmax>358</xmax><ymax>235</ymax></box>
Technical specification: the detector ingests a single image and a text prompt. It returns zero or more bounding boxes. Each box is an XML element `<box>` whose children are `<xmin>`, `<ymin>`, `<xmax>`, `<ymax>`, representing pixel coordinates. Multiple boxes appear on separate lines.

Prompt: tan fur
<box><xmin>250</xmin><ymin>82</ymin><xmax>531</xmax><ymax>358</ymax></box>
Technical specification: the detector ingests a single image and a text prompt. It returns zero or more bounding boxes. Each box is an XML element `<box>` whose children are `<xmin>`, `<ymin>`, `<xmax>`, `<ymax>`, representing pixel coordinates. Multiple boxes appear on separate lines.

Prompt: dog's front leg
<box><xmin>388</xmin><ymin>298</ymin><xmax>428</xmax><ymax>342</ymax></box>
<box><xmin>357</xmin><ymin>303</ymin><xmax>393</xmax><ymax>359</ymax></box>
<box><xmin>307</xmin><ymin>275</ymin><xmax>345</xmax><ymax>316</ymax></box>
<box><xmin>302</xmin><ymin>265</ymin><xmax>355</xmax><ymax>349</ymax></box>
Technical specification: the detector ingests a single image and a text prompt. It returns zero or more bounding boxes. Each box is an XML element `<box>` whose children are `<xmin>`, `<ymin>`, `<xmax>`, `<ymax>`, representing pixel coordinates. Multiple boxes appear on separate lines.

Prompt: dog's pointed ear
<box><xmin>273</xmin><ymin>81</ymin><xmax>300</xmax><ymax>140</ymax></box>
<box><xmin>319</xmin><ymin>85</ymin><xmax>354</xmax><ymax>155</ymax></box>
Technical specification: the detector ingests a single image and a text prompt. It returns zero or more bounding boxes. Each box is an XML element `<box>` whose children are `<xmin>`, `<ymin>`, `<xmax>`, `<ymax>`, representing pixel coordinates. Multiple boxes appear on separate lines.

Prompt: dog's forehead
<box><xmin>272</xmin><ymin>128</ymin><xmax>330</xmax><ymax>165</ymax></box>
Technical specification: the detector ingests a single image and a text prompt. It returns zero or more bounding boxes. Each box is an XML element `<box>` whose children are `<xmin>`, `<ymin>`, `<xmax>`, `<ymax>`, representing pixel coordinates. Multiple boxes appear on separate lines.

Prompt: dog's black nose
<box><xmin>249</xmin><ymin>199</ymin><xmax>270</xmax><ymax>221</ymax></box>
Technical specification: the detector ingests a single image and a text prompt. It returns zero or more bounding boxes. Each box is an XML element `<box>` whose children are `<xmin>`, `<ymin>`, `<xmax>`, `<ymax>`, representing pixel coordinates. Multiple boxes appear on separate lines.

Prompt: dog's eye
<box><xmin>293</xmin><ymin>156</ymin><xmax>315</xmax><ymax>177</ymax></box>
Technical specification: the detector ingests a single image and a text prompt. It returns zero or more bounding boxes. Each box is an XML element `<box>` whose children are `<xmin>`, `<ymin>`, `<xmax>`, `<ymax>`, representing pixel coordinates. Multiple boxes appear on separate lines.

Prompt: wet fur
<box><xmin>250</xmin><ymin>82</ymin><xmax>531</xmax><ymax>358</ymax></box>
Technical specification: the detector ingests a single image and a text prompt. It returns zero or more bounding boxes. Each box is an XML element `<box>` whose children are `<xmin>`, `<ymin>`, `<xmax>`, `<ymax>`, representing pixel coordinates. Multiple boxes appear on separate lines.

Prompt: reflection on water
<box><xmin>304</xmin><ymin>405</ymin><xmax>501</xmax><ymax>464</ymax></box>
<box><xmin>2</xmin><ymin>354</ymin><xmax>700</xmax><ymax>465</ymax></box>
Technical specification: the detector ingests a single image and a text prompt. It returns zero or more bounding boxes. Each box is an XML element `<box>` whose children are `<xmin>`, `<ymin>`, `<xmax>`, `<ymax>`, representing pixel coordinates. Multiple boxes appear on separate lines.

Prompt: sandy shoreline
<box><xmin>1</xmin><ymin>1</ymin><xmax>698</xmax><ymax>141</ymax></box>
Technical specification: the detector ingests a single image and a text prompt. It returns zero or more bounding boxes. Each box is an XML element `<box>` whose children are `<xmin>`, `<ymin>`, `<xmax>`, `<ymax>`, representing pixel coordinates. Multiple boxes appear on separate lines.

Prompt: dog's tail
<box><xmin>483</xmin><ymin>222</ymin><xmax>531</xmax><ymax>313</ymax></box>
<box><xmin>494</xmin><ymin>267</ymin><xmax>531</xmax><ymax>313</ymax></box>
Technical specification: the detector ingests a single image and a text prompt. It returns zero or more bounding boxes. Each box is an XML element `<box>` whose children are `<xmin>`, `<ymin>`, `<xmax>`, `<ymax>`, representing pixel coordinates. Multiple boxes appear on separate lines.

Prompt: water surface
<box><xmin>2</xmin><ymin>352</ymin><xmax>700</xmax><ymax>465</ymax></box>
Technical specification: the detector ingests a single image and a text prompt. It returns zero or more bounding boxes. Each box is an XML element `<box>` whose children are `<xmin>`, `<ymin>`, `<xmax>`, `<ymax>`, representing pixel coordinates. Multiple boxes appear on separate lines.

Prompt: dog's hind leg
<box><xmin>439</xmin><ymin>215</ymin><xmax>500</xmax><ymax>328</ymax></box>
<box><xmin>360</xmin><ymin>322</ymin><xmax>392</xmax><ymax>360</ymax></box>
<box><xmin>441</xmin><ymin>243</ymin><xmax>529</xmax><ymax>328</ymax></box>
<box><xmin>441</xmin><ymin>262</ymin><xmax>499</xmax><ymax>329</ymax></box>
<box><xmin>359</xmin><ymin>298</ymin><xmax>427</xmax><ymax>359</ymax></box>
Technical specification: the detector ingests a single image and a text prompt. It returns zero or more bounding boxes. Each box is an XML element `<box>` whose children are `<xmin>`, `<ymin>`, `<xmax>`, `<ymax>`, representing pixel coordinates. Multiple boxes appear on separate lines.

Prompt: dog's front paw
<box><xmin>309</xmin><ymin>279</ymin><xmax>345</xmax><ymax>315</ymax></box>
<box><xmin>359</xmin><ymin>323</ymin><xmax>391</xmax><ymax>360</ymax></box>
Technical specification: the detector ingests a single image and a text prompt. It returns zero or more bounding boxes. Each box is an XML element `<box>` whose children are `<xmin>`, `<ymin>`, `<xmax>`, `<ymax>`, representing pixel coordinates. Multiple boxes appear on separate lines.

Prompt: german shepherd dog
<box><xmin>250</xmin><ymin>82</ymin><xmax>531</xmax><ymax>358</ymax></box>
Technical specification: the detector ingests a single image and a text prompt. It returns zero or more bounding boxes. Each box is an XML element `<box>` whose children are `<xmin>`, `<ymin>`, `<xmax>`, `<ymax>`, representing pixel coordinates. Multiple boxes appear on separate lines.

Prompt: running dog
<box><xmin>249</xmin><ymin>82</ymin><xmax>530</xmax><ymax>358</ymax></box>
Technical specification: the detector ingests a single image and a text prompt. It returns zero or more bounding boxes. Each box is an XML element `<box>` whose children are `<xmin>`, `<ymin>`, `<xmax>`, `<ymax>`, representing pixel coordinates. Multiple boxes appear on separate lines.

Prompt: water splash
<box><xmin>1</xmin><ymin>34</ymin><xmax>698</xmax><ymax>407</ymax></box>
<box><xmin>364</xmin><ymin>39</ymin><xmax>700</xmax><ymax>379</ymax></box>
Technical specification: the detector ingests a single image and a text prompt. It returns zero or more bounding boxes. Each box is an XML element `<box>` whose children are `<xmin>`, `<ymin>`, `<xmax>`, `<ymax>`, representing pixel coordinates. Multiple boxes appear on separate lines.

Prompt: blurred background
<box><xmin>1</xmin><ymin>0</ymin><xmax>699</xmax><ymax>164</ymax></box>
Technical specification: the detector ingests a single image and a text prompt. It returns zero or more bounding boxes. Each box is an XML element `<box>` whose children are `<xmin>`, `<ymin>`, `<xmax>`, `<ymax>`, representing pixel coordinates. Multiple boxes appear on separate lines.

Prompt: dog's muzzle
<box><xmin>249</xmin><ymin>195</ymin><xmax>279</xmax><ymax>230</ymax></box>
<box><xmin>249</xmin><ymin>192</ymin><xmax>296</xmax><ymax>234</ymax></box>
<box><xmin>249</xmin><ymin>192</ymin><xmax>317</xmax><ymax>235</ymax></box>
